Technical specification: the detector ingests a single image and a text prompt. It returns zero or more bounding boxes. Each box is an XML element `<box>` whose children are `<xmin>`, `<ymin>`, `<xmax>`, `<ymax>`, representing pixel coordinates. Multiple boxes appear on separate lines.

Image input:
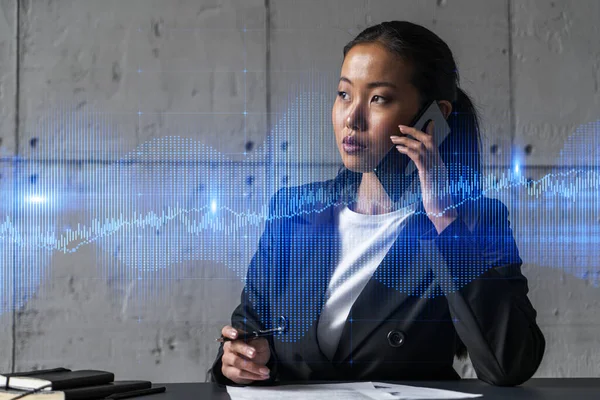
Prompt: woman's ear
<box><xmin>438</xmin><ymin>100</ymin><xmax>453</xmax><ymax>120</ymax></box>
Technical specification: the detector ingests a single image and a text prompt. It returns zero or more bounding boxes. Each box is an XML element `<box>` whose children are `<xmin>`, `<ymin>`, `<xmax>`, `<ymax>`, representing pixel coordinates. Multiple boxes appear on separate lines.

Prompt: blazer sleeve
<box><xmin>418</xmin><ymin>198</ymin><xmax>545</xmax><ymax>386</ymax></box>
<box><xmin>208</xmin><ymin>189</ymin><xmax>282</xmax><ymax>385</ymax></box>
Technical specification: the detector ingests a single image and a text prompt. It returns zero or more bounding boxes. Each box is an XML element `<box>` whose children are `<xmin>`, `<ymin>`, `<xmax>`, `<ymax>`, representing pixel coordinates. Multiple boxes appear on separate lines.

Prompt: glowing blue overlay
<box><xmin>0</xmin><ymin>103</ymin><xmax>599</xmax><ymax>338</ymax></box>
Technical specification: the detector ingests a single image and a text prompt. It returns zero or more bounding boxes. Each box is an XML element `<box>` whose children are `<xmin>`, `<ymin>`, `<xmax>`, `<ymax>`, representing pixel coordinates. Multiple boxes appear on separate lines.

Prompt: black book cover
<box><xmin>8</xmin><ymin>370</ymin><xmax>114</xmax><ymax>391</ymax></box>
<box><xmin>2</xmin><ymin>368</ymin><xmax>71</xmax><ymax>378</ymax></box>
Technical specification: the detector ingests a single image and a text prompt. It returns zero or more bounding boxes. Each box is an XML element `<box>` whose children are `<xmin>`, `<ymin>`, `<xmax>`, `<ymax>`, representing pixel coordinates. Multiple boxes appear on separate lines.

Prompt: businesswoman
<box><xmin>209</xmin><ymin>20</ymin><xmax>545</xmax><ymax>386</ymax></box>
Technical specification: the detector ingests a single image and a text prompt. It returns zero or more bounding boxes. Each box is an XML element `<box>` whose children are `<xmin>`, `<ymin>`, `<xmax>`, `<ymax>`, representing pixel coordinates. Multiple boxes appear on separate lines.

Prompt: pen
<box><xmin>104</xmin><ymin>386</ymin><xmax>166</xmax><ymax>400</ymax></box>
<box><xmin>216</xmin><ymin>326</ymin><xmax>285</xmax><ymax>343</ymax></box>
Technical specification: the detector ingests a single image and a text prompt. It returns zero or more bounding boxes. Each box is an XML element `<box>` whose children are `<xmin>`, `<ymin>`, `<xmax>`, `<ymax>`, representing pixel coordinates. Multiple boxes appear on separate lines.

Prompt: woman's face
<box><xmin>332</xmin><ymin>42</ymin><xmax>422</xmax><ymax>173</ymax></box>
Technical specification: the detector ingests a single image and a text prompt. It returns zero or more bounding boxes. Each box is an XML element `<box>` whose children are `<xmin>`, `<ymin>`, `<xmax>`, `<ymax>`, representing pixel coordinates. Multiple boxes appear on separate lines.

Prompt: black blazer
<box><xmin>209</xmin><ymin>166</ymin><xmax>545</xmax><ymax>387</ymax></box>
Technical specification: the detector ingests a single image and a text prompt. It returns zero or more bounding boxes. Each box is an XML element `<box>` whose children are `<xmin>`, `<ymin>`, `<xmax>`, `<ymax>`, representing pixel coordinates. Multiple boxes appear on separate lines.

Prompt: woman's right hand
<box><xmin>220</xmin><ymin>325</ymin><xmax>272</xmax><ymax>384</ymax></box>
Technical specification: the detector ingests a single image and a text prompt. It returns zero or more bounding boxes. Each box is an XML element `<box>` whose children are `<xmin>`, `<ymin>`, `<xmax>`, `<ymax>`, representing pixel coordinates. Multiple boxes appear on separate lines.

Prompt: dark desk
<box><xmin>150</xmin><ymin>379</ymin><xmax>600</xmax><ymax>399</ymax></box>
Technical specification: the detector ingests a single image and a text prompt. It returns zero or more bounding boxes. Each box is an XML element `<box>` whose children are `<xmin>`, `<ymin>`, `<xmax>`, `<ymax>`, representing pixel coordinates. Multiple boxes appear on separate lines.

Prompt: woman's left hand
<box><xmin>390</xmin><ymin>121</ymin><xmax>458</xmax><ymax>234</ymax></box>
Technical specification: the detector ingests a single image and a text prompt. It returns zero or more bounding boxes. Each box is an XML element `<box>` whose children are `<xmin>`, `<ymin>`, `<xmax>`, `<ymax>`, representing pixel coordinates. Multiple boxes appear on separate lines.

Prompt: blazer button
<box><xmin>387</xmin><ymin>330</ymin><xmax>406</xmax><ymax>347</ymax></box>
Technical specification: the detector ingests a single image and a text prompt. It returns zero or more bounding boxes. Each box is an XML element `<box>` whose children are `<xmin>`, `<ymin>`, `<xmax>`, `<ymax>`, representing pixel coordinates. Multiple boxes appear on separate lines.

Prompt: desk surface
<box><xmin>150</xmin><ymin>379</ymin><xmax>600</xmax><ymax>399</ymax></box>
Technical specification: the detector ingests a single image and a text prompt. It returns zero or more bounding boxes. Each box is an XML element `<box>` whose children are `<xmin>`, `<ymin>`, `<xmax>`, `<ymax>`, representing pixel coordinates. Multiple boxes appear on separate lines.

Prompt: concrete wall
<box><xmin>0</xmin><ymin>0</ymin><xmax>599</xmax><ymax>381</ymax></box>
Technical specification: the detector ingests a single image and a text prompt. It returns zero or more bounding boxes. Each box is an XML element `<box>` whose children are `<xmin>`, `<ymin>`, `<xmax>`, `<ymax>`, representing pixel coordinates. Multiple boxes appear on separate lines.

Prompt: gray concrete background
<box><xmin>0</xmin><ymin>0</ymin><xmax>599</xmax><ymax>382</ymax></box>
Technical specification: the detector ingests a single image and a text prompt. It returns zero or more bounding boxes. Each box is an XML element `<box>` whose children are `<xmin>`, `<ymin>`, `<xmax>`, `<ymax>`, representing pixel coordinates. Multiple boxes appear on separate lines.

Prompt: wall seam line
<box><xmin>508</xmin><ymin>0</ymin><xmax>516</xmax><ymax>161</ymax></box>
<box><xmin>264</xmin><ymin>0</ymin><xmax>272</xmax><ymax>199</ymax></box>
<box><xmin>11</xmin><ymin>0</ymin><xmax>21</xmax><ymax>374</ymax></box>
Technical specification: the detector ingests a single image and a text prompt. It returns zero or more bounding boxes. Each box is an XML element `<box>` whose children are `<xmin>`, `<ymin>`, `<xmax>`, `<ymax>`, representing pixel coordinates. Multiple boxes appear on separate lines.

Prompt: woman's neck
<box><xmin>350</xmin><ymin>172</ymin><xmax>395</xmax><ymax>215</ymax></box>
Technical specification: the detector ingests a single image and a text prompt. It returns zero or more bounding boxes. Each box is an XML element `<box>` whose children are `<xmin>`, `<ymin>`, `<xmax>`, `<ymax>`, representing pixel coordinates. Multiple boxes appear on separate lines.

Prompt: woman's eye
<box><xmin>336</xmin><ymin>92</ymin><xmax>387</xmax><ymax>103</ymax></box>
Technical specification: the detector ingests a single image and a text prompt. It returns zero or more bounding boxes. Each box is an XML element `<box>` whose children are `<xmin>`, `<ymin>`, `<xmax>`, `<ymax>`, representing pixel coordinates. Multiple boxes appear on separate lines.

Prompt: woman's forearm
<box><xmin>419</xmin><ymin>204</ymin><xmax>546</xmax><ymax>386</ymax></box>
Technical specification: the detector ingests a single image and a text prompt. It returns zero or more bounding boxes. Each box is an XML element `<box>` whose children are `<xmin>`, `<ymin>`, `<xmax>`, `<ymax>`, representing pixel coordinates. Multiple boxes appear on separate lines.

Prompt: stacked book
<box><xmin>0</xmin><ymin>368</ymin><xmax>165</xmax><ymax>400</ymax></box>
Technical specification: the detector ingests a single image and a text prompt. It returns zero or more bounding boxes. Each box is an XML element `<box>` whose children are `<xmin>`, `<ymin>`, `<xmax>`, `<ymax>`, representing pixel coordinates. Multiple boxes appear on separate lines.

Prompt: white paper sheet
<box><xmin>227</xmin><ymin>381</ymin><xmax>482</xmax><ymax>400</ymax></box>
<box><xmin>227</xmin><ymin>382</ymin><xmax>387</xmax><ymax>400</ymax></box>
<box><xmin>372</xmin><ymin>382</ymin><xmax>482</xmax><ymax>399</ymax></box>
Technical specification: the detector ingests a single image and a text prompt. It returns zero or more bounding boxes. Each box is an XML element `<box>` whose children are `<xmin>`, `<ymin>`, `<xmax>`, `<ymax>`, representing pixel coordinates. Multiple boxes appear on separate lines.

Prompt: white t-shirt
<box><xmin>316</xmin><ymin>202</ymin><xmax>415</xmax><ymax>360</ymax></box>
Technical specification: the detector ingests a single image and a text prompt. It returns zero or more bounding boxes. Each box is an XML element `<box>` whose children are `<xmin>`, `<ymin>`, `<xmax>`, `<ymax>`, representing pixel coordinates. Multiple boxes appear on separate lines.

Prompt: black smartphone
<box><xmin>373</xmin><ymin>100</ymin><xmax>451</xmax><ymax>203</ymax></box>
<box><xmin>403</xmin><ymin>100</ymin><xmax>452</xmax><ymax>176</ymax></box>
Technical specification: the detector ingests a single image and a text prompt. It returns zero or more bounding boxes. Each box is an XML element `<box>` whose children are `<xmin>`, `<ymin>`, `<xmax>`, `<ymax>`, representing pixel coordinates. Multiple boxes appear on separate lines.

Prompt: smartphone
<box><xmin>372</xmin><ymin>100</ymin><xmax>451</xmax><ymax>204</ymax></box>
<box><xmin>403</xmin><ymin>100</ymin><xmax>452</xmax><ymax>176</ymax></box>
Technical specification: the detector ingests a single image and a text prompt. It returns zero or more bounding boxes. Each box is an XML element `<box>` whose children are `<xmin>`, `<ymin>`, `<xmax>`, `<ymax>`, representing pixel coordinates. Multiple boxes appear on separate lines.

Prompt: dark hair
<box><xmin>343</xmin><ymin>20</ymin><xmax>482</xmax><ymax>202</ymax></box>
<box><xmin>343</xmin><ymin>21</ymin><xmax>477</xmax><ymax>359</ymax></box>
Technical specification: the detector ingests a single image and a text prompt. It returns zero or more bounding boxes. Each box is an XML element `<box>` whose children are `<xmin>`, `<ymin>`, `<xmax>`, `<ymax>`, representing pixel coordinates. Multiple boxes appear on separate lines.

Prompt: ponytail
<box><xmin>442</xmin><ymin>87</ymin><xmax>483</xmax><ymax>201</ymax></box>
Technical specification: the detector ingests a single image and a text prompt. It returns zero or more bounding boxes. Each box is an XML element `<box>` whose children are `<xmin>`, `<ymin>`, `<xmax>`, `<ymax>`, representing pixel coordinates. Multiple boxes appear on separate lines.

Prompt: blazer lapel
<box><xmin>273</xmin><ymin>180</ymin><xmax>344</xmax><ymax>374</ymax></box>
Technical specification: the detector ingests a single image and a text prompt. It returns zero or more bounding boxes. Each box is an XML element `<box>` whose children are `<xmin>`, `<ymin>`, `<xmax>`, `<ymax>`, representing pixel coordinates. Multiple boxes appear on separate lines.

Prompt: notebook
<box><xmin>0</xmin><ymin>389</ymin><xmax>63</xmax><ymax>400</ymax></box>
<box><xmin>0</xmin><ymin>380</ymin><xmax>152</xmax><ymax>400</ymax></box>
<box><xmin>1</xmin><ymin>369</ymin><xmax>71</xmax><ymax>389</ymax></box>
<box><xmin>5</xmin><ymin>370</ymin><xmax>114</xmax><ymax>391</ymax></box>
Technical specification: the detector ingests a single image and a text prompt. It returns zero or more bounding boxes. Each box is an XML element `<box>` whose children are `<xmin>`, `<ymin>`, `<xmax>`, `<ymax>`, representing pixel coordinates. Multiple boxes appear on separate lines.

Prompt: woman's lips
<box><xmin>342</xmin><ymin>135</ymin><xmax>366</xmax><ymax>153</ymax></box>
<box><xmin>342</xmin><ymin>143</ymin><xmax>366</xmax><ymax>153</ymax></box>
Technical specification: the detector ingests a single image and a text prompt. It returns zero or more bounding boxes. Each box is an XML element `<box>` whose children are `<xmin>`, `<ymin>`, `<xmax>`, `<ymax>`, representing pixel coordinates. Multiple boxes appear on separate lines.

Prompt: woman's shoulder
<box><xmin>268</xmin><ymin>178</ymin><xmax>337</xmax><ymax>215</ymax></box>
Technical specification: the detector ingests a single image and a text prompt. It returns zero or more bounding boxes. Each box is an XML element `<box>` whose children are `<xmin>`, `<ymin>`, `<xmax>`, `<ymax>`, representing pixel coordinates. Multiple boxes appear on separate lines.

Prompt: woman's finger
<box><xmin>390</xmin><ymin>135</ymin><xmax>418</xmax><ymax>146</ymax></box>
<box><xmin>395</xmin><ymin>145</ymin><xmax>417</xmax><ymax>158</ymax></box>
<box><xmin>229</xmin><ymin>340</ymin><xmax>259</xmax><ymax>359</ymax></box>
<box><xmin>396</xmin><ymin>145</ymin><xmax>423</xmax><ymax>171</ymax></box>
<box><xmin>221</xmin><ymin>325</ymin><xmax>239</xmax><ymax>339</ymax></box>
<box><xmin>222</xmin><ymin>365</ymin><xmax>270</xmax><ymax>382</ymax></box>
<box><xmin>249</xmin><ymin>337</ymin><xmax>270</xmax><ymax>353</ymax></box>
<box><xmin>231</xmin><ymin>353</ymin><xmax>271</xmax><ymax>376</ymax></box>
<box><xmin>222</xmin><ymin>351</ymin><xmax>270</xmax><ymax>378</ymax></box>
<box><xmin>398</xmin><ymin>122</ymin><xmax>435</xmax><ymax>147</ymax></box>
<box><xmin>390</xmin><ymin>135</ymin><xmax>426</xmax><ymax>152</ymax></box>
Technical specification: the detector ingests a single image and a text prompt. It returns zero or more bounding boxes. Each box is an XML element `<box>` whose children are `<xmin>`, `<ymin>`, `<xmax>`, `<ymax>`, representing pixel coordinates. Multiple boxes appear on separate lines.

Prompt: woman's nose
<box><xmin>345</xmin><ymin>107</ymin><xmax>367</xmax><ymax>131</ymax></box>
